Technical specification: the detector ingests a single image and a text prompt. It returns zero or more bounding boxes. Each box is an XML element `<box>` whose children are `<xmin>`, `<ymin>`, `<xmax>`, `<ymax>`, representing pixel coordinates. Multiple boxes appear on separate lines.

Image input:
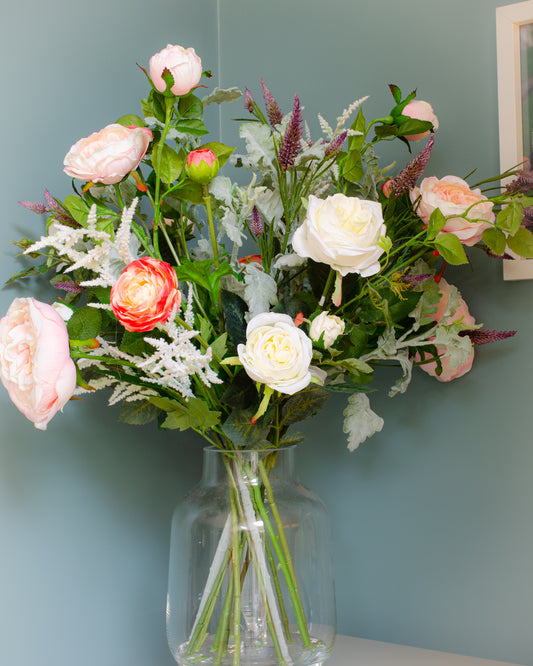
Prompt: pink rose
<box><xmin>185</xmin><ymin>148</ymin><xmax>220</xmax><ymax>184</ymax></box>
<box><xmin>110</xmin><ymin>257</ymin><xmax>181</xmax><ymax>333</ymax></box>
<box><xmin>149</xmin><ymin>44</ymin><xmax>202</xmax><ymax>96</ymax></box>
<box><xmin>402</xmin><ymin>100</ymin><xmax>439</xmax><ymax>141</ymax></box>
<box><xmin>63</xmin><ymin>123</ymin><xmax>152</xmax><ymax>185</ymax></box>
<box><xmin>0</xmin><ymin>298</ymin><xmax>77</xmax><ymax>429</ymax></box>
<box><xmin>416</xmin><ymin>279</ymin><xmax>476</xmax><ymax>382</ymax></box>
<box><xmin>411</xmin><ymin>175</ymin><xmax>495</xmax><ymax>246</ymax></box>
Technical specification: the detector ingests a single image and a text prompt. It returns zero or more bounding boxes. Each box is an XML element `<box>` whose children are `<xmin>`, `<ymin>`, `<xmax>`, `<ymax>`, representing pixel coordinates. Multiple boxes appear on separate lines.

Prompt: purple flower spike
<box><xmin>505</xmin><ymin>169</ymin><xmax>533</xmax><ymax>195</ymax></box>
<box><xmin>244</xmin><ymin>88</ymin><xmax>256</xmax><ymax>114</ymax></box>
<box><xmin>392</xmin><ymin>134</ymin><xmax>435</xmax><ymax>197</ymax></box>
<box><xmin>325</xmin><ymin>131</ymin><xmax>347</xmax><ymax>157</ymax></box>
<box><xmin>402</xmin><ymin>273</ymin><xmax>432</xmax><ymax>286</ymax></box>
<box><xmin>461</xmin><ymin>329</ymin><xmax>517</xmax><ymax>345</ymax></box>
<box><xmin>19</xmin><ymin>200</ymin><xmax>47</xmax><ymax>214</ymax></box>
<box><xmin>261</xmin><ymin>78</ymin><xmax>283</xmax><ymax>127</ymax></box>
<box><xmin>250</xmin><ymin>206</ymin><xmax>264</xmax><ymax>237</ymax></box>
<box><xmin>54</xmin><ymin>281</ymin><xmax>83</xmax><ymax>294</ymax></box>
<box><xmin>278</xmin><ymin>95</ymin><xmax>303</xmax><ymax>172</ymax></box>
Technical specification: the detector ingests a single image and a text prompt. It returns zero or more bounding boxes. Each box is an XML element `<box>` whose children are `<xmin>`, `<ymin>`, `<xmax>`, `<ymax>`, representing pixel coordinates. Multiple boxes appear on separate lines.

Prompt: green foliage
<box><xmin>432</xmin><ymin>233</ymin><xmax>468</xmax><ymax>265</ymax></box>
<box><xmin>482</xmin><ymin>227</ymin><xmax>507</xmax><ymax>256</ymax></box>
<box><xmin>118</xmin><ymin>400</ymin><xmax>160</xmax><ymax>425</ymax></box>
<box><xmin>67</xmin><ymin>306</ymin><xmax>102</xmax><ymax>339</ymax></box>
<box><xmin>152</xmin><ymin>142</ymin><xmax>184</xmax><ymax>183</ymax></box>
<box><xmin>221</xmin><ymin>290</ymin><xmax>248</xmax><ymax>348</ymax></box>
<box><xmin>281</xmin><ymin>387</ymin><xmax>330</xmax><ymax>426</ymax></box>
<box><xmin>496</xmin><ymin>201</ymin><xmax>523</xmax><ymax>235</ymax></box>
<box><xmin>507</xmin><ymin>227</ymin><xmax>533</xmax><ymax>258</ymax></box>
<box><xmin>154</xmin><ymin>396</ymin><xmax>221</xmax><ymax>432</ymax></box>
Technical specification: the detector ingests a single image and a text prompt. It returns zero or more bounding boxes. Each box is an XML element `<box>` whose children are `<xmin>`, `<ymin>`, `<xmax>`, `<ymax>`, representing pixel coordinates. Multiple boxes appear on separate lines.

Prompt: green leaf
<box><xmin>221</xmin><ymin>409</ymin><xmax>270</xmax><ymax>447</ymax></box>
<box><xmin>198</xmin><ymin>141</ymin><xmax>235</xmax><ymax>168</ymax></box>
<box><xmin>178</xmin><ymin>94</ymin><xmax>204</xmax><ymax>118</ymax></box>
<box><xmin>389</xmin><ymin>84</ymin><xmax>402</xmax><ymax>104</ymax></box>
<box><xmin>426</xmin><ymin>207</ymin><xmax>447</xmax><ymax>241</ymax></box>
<box><xmin>395</xmin><ymin>118</ymin><xmax>433</xmax><ymax>137</ymax></box>
<box><xmin>482</xmin><ymin>227</ymin><xmax>507</xmax><ymax>255</ymax></box>
<box><xmin>432</xmin><ymin>233</ymin><xmax>468</xmax><ymax>265</ymax></box>
<box><xmin>281</xmin><ymin>387</ymin><xmax>330</xmax><ymax>426</ymax></box>
<box><xmin>161</xmin><ymin>397</ymin><xmax>221</xmax><ymax>432</ymax></box>
<box><xmin>220</xmin><ymin>370</ymin><xmax>255</xmax><ymax>410</ymax></box>
<box><xmin>348</xmin><ymin>326</ymin><xmax>369</xmax><ymax>357</ymax></box>
<box><xmin>120</xmin><ymin>330</ymin><xmax>149</xmax><ymax>355</ymax></box>
<box><xmin>325</xmin><ymin>381</ymin><xmax>374</xmax><ymax>394</ymax></box>
<box><xmin>348</xmin><ymin>109</ymin><xmax>366</xmax><ymax>152</ymax></box>
<box><xmin>175</xmin><ymin>118</ymin><xmax>209</xmax><ymax>137</ymax></box>
<box><xmin>115</xmin><ymin>114</ymin><xmax>145</xmax><ymax>128</ymax></box>
<box><xmin>202</xmin><ymin>87</ymin><xmax>243</xmax><ymax>107</ymax></box>
<box><xmin>374</xmin><ymin>124</ymin><xmax>398</xmax><ymax>139</ymax></box>
<box><xmin>151</xmin><ymin>142</ymin><xmax>184</xmax><ymax>184</ymax></box>
<box><xmin>170</xmin><ymin>178</ymin><xmax>204</xmax><ymax>205</ymax></box>
<box><xmin>334</xmin><ymin>357</ymin><xmax>374</xmax><ymax>376</ymax></box>
<box><xmin>221</xmin><ymin>290</ymin><xmax>248</xmax><ymax>348</ymax></box>
<box><xmin>118</xmin><ymin>400</ymin><xmax>160</xmax><ymax>425</ymax></box>
<box><xmin>5</xmin><ymin>266</ymin><xmax>42</xmax><ymax>284</ymax></box>
<box><xmin>507</xmin><ymin>227</ymin><xmax>533</xmax><ymax>258</ymax></box>
<box><xmin>279</xmin><ymin>431</ymin><xmax>305</xmax><ymax>446</ymax></box>
<box><xmin>340</xmin><ymin>149</ymin><xmax>364</xmax><ymax>183</ymax></box>
<box><xmin>67</xmin><ymin>306</ymin><xmax>102</xmax><ymax>339</ymax></box>
<box><xmin>496</xmin><ymin>201</ymin><xmax>523</xmax><ymax>235</ymax></box>
<box><xmin>210</xmin><ymin>332</ymin><xmax>228</xmax><ymax>359</ymax></box>
<box><xmin>64</xmin><ymin>195</ymin><xmax>90</xmax><ymax>225</ymax></box>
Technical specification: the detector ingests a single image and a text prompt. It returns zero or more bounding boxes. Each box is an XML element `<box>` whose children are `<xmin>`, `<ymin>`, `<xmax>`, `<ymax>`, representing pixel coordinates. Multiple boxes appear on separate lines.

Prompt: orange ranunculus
<box><xmin>110</xmin><ymin>257</ymin><xmax>180</xmax><ymax>333</ymax></box>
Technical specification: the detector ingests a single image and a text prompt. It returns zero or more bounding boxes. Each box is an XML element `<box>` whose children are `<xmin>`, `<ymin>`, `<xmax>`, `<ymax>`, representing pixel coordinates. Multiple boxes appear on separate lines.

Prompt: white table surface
<box><xmin>327</xmin><ymin>635</ymin><xmax>524</xmax><ymax>666</ymax></box>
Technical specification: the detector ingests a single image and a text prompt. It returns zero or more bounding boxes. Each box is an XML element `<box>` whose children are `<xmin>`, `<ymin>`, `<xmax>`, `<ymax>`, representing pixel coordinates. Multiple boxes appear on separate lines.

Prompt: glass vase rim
<box><xmin>202</xmin><ymin>444</ymin><xmax>298</xmax><ymax>454</ymax></box>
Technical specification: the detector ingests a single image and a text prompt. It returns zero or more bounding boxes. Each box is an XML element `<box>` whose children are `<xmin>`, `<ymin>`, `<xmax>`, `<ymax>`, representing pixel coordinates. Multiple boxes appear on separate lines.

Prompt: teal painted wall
<box><xmin>1</xmin><ymin>1</ymin><xmax>532</xmax><ymax>665</ymax></box>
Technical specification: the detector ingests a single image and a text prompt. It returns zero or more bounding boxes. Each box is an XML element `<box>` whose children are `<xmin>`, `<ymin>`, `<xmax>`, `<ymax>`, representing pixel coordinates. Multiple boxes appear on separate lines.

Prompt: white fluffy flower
<box><xmin>237</xmin><ymin>313</ymin><xmax>312</xmax><ymax>395</ymax></box>
<box><xmin>309</xmin><ymin>311</ymin><xmax>345</xmax><ymax>348</ymax></box>
<box><xmin>292</xmin><ymin>194</ymin><xmax>386</xmax><ymax>277</ymax></box>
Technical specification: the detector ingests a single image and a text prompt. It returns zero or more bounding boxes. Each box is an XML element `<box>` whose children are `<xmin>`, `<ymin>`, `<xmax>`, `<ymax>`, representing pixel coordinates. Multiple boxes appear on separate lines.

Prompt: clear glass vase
<box><xmin>166</xmin><ymin>445</ymin><xmax>336</xmax><ymax>666</ymax></box>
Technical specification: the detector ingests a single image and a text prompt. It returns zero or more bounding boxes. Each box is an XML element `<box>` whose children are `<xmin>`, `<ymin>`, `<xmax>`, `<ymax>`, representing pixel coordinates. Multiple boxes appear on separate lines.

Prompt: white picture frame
<box><xmin>496</xmin><ymin>0</ymin><xmax>533</xmax><ymax>279</ymax></box>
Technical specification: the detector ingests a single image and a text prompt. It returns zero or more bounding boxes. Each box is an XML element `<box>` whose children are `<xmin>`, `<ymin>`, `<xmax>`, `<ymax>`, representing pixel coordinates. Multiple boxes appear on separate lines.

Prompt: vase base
<box><xmin>173</xmin><ymin>632</ymin><xmax>333</xmax><ymax>666</ymax></box>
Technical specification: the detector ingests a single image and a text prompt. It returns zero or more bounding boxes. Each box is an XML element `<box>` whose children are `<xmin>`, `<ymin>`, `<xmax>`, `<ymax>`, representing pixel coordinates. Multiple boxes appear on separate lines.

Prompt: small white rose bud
<box><xmin>309</xmin><ymin>311</ymin><xmax>345</xmax><ymax>349</ymax></box>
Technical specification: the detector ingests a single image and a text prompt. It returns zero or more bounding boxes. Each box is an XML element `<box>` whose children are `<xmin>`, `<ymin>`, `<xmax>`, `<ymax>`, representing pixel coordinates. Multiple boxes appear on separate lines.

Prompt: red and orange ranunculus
<box><xmin>110</xmin><ymin>257</ymin><xmax>181</xmax><ymax>333</ymax></box>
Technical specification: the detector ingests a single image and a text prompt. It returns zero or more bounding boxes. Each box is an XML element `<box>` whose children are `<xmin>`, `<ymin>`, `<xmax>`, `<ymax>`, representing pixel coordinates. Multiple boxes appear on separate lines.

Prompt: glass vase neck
<box><xmin>201</xmin><ymin>445</ymin><xmax>297</xmax><ymax>486</ymax></box>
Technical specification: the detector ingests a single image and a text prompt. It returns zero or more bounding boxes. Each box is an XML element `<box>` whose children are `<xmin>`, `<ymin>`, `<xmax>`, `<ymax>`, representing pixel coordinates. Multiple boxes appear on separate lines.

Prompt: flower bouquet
<box><xmin>0</xmin><ymin>43</ymin><xmax>529</xmax><ymax>665</ymax></box>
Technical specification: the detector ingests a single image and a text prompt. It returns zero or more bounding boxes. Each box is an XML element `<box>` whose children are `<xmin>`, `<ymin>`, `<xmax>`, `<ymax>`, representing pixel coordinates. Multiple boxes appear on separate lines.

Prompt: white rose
<box><xmin>309</xmin><ymin>311</ymin><xmax>345</xmax><ymax>348</ymax></box>
<box><xmin>292</xmin><ymin>194</ymin><xmax>387</xmax><ymax>277</ymax></box>
<box><xmin>237</xmin><ymin>312</ymin><xmax>312</xmax><ymax>395</ymax></box>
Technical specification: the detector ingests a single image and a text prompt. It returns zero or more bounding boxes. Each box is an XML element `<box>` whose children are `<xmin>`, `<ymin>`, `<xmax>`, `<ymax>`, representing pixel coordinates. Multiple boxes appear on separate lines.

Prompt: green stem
<box><xmin>257</xmin><ymin>461</ymin><xmax>311</xmax><ymax>646</ymax></box>
<box><xmin>230</xmin><ymin>485</ymin><xmax>242</xmax><ymax>666</ymax></box>
<box><xmin>153</xmin><ymin>97</ymin><xmax>175</xmax><ymax>258</ymax></box>
<box><xmin>212</xmin><ymin>575</ymin><xmax>233</xmax><ymax>664</ymax></box>
<box><xmin>319</xmin><ymin>268</ymin><xmax>336</xmax><ymax>307</ymax></box>
<box><xmin>203</xmin><ymin>184</ymin><xmax>219</xmax><ymax>269</ymax></box>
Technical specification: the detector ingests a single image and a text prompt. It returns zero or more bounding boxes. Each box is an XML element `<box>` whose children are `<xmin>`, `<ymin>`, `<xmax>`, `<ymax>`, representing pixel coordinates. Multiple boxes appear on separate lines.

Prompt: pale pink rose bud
<box><xmin>0</xmin><ymin>297</ymin><xmax>77</xmax><ymax>429</ymax></box>
<box><xmin>185</xmin><ymin>149</ymin><xmax>219</xmax><ymax>184</ymax></box>
<box><xmin>149</xmin><ymin>44</ymin><xmax>202</xmax><ymax>96</ymax></box>
<box><xmin>402</xmin><ymin>100</ymin><xmax>439</xmax><ymax>141</ymax></box>
<box><xmin>63</xmin><ymin>124</ymin><xmax>152</xmax><ymax>185</ymax></box>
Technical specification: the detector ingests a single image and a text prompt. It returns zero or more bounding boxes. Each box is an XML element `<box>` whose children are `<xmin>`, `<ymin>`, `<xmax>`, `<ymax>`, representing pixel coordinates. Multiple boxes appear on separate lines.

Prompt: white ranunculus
<box><xmin>292</xmin><ymin>194</ymin><xmax>387</xmax><ymax>277</ymax></box>
<box><xmin>309</xmin><ymin>311</ymin><xmax>345</xmax><ymax>348</ymax></box>
<box><xmin>237</xmin><ymin>312</ymin><xmax>312</xmax><ymax>395</ymax></box>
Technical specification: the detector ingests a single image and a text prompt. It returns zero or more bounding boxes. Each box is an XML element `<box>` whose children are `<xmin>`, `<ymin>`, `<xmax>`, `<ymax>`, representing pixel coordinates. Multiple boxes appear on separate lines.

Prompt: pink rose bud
<box><xmin>0</xmin><ymin>298</ymin><xmax>77</xmax><ymax>429</ymax></box>
<box><xmin>402</xmin><ymin>100</ymin><xmax>439</xmax><ymax>142</ymax></box>
<box><xmin>185</xmin><ymin>149</ymin><xmax>220</xmax><ymax>184</ymax></box>
<box><xmin>110</xmin><ymin>257</ymin><xmax>181</xmax><ymax>333</ymax></box>
<box><xmin>63</xmin><ymin>124</ymin><xmax>152</xmax><ymax>185</ymax></box>
<box><xmin>149</xmin><ymin>44</ymin><xmax>202</xmax><ymax>96</ymax></box>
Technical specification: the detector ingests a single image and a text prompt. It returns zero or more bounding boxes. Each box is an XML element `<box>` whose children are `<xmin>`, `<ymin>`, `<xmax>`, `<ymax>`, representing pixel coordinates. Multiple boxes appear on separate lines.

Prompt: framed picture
<box><xmin>497</xmin><ymin>0</ymin><xmax>533</xmax><ymax>279</ymax></box>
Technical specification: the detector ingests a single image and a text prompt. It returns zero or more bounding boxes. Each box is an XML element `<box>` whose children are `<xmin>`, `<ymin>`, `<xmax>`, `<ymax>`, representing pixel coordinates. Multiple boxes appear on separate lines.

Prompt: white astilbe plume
<box><xmin>139</xmin><ymin>311</ymin><xmax>222</xmax><ymax>399</ymax></box>
<box><xmin>334</xmin><ymin>95</ymin><xmax>369</xmax><ymax>136</ymax></box>
<box><xmin>24</xmin><ymin>198</ymin><xmax>139</xmax><ymax>288</ymax></box>
<box><xmin>184</xmin><ymin>284</ymin><xmax>195</xmax><ymax>327</ymax></box>
<box><xmin>318</xmin><ymin>113</ymin><xmax>334</xmax><ymax>140</ymax></box>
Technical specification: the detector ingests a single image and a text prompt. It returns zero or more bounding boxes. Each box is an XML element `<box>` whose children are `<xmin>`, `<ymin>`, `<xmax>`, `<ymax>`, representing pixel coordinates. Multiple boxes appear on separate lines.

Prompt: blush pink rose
<box><xmin>149</xmin><ymin>44</ymin><xmax>202</xmax><ymax>96</ymax></box>
<box><xmin>0</xmin><ymin>298</ymin><xmax>77</xmax><ymax>429</ymax></box>
<box><xmin>110</xmin><ymin>257</ymin><xmax>180</xmax><ymax>333</ymax></box>
<box><xmin>402</xmin><ymin>100</ymin><xmax>439</xmax><ymax>141</ymax></box>
<box><xmin>63</xmin><ymin>124</ymin><xmax>152</xmax><ymax>185</ymax></box>
<box><xmin>411</xmin><ymin>175</ymin><xmax>495</xmax><ymax>246</ymax></box>
<box><xmin>416</xmin><ymin>279</ymin><xmax>476</xmax><ymax>382</ymax></box>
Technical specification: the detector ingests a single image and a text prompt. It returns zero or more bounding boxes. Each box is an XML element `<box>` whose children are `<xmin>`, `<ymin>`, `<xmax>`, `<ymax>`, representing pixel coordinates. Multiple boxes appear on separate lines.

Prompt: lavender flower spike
<box><xmin>261</xmin><ymin>78</ymin><xmax>283</xmax><ymax>127</ymax></box>
<box><xmin>325</xmin><ymin>131</ymin><xmax>347</xmax><ymax>157</ymax></box>
<box><xmin>278</xmin><ymin>95</ymin><xmax>303</xmax><ymax>172</ymax></box>
<box><xmin>462</xmin><ymin>329</ymin><xmax>517</xmax><ymax>345</ymax></box>
<box><xmin>250</xmin><ymin>206</ymin><xmax>264</xmax><ymax>237</ymax></box>
<box><xmin>244</xmin><ymin>88</ymin><xmax>256</xmax><ymax>114</ymax></box>
<box><xmin>392</xmin><ymin>134</ymin><xmax>435</xmax><ymax>197</ymax></box>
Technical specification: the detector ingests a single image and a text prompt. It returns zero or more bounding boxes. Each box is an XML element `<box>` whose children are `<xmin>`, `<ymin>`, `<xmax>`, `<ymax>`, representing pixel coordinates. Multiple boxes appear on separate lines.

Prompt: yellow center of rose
<box><xmin>263</xmin><ymin>332</ymin><xmax>292</xmax><ymax>365</ymax></box>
